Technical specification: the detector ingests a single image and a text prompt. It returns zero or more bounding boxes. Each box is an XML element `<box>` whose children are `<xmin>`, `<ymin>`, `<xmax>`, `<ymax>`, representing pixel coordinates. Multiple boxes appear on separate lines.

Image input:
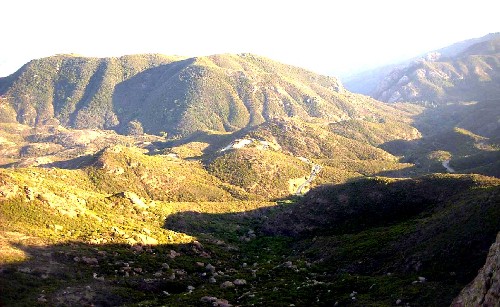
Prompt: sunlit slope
<box><xmin>1</xmin><ymin>53</ymin><xmax>420</xmax><ymax>137</ymax></box>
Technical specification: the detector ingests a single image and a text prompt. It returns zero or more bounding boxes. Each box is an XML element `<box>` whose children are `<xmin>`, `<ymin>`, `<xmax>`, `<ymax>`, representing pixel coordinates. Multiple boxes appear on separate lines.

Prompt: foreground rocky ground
<box><xmin>1</xmin><ymin>173</ymin><xmax>498</xmax><ymax>306</ymax></box>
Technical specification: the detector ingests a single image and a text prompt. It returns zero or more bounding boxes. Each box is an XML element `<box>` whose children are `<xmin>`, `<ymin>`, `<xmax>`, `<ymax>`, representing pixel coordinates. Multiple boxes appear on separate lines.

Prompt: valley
<box><xmin>0</xmin><ymin>37</ymin><xmax>499</xmax><ymax>306</ymax></box>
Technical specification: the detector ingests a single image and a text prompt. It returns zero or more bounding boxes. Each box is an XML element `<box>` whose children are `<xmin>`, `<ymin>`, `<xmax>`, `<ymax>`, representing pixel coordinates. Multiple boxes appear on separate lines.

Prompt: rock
<box><xmin>251</xmin><ymin>269</ymin><xmax>257</xmax><ymax>277</ymax></box>
<box><xmin>161</xmin><ymin>263</ymin><xmax>170</xmax><ymax>269</ymax></box>
<box><xmin>168</xmin><ymin>249</ymin><xmax>181</xmax><ymax>259</ymax></box>
<box><xmin>134</xmin><ymin>234</ymin><xmax>158</xmax><ymax>245</ymax></box>
<box><xmin>126</xmin><ymin>238</ymin><xmax>138</xmax><ymax>245</ymax></box>
<box><xmin>214</xmin><ymin>299</ymin><xmax>232</xmax><ymax>307</ymax></box>
<box><xmin>111</xmin><ymin>226</ymin><xmax>126</xmax><ymax>236</ymax></box>
<box><xmin>187</xmin><ymin>285</ymin><xmax>195</xmax><ymax>292</ymax></box>
<box><xmin>396</xmin><ymin>299</ymin><xmax>402</xmax><ymax>305</ymax></box>
<box><xmin>81</xmin><ymin>257</ymin><xmax>98</xmax><ymax>265</ymax></box>
<box><xmin>233</xmin><ymin>279</ymin><xmax>247</xmax><ymax>286</ymax></box>
<box><xmin>206</xmin><ymin>263</ymin><xmax>216</xmax><ymax>272</ymax></box>
<box><xmin>18</xmin><ymin>267</ymin><xmax>33</xmax><ymax>274</ymax></box>
<box><xmin>452</xmin><ymin>232</ymin><xmax>500</xmax><ymax>306</ymax></box>
<box><xmin>418</xmin><ymin>276</ymin><xmax>426</xmax><ymax>282</ymax></box>
<box><xmin>209</xmin><ymin>277</ymin><xmax>217</xmax><ymax>283</ymax></box>
<box><xmin>92</xmin><ymin>273</ymin><xmax>104</xmax><ymax>281</ymax></box>
<box><xmin>0</xmin><ymin>182</ymin><xmax>19</xmax><ymax>200</ymax></box>
<box><xmin>175</xmin><ymin>269</ymin><xmax>187</xmax><ymax>276</ymax></box>
<box><xmin>220</xmin><ymin>281</ymin><xmax>235</xmax><ymax>289</ymax></box>
<box><xmin>131</xmin><ymin>245</ymin><xmax>143</xmax><ymax>253</ymax></box>
<box><xmin>201</xmin><ymin>296</ymin><xmax>217</xmax><ymax>303</ymax></box>
<box><xmin>52</xmin><ymin>224</ymin><xmax>64</xmax><ymax>231</ymax></box>
<box><xmin>37</xmin><ymin>295</ymin><xmax>47</xmax><ymax>303</ymax></box>
<box><xmin>115</xmin><ymin>191</ymin><xmax>148</xmax><ymax>209</ymax></box>
<box><xmin>108</xmin><ymin>167</ymin><xmax>124</xmax><ymax>175</ymax></box>
<box><xmin>192</xmin><ymin>240</ymin><xmax>203</xmax><ymax>249</ymax></box>
<box><xmin>200</xmin><ymin>296</ymin><xmax>232</xmax><ymax>306</ymax></box>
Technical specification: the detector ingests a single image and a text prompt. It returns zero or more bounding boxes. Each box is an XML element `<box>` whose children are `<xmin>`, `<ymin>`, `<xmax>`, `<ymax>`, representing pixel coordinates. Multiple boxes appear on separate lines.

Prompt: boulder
<box><xmin>220</xmin><ymin>281</ymin><xmax>235</xmax><ymax>289</ymax></box>
<box><xmin>452</xmin><ymin>232</ymin><xmax>500</xmax><ymax>306</ymax></box>
<box><xmin>0</xmin><ymin>182</ymin><xmax>18</xmax><ymax>200</ymax></box>
<box><xmin>233</xmin><ymin>279</ymin><xmax>247</xmax><ymax>286</ymax></box>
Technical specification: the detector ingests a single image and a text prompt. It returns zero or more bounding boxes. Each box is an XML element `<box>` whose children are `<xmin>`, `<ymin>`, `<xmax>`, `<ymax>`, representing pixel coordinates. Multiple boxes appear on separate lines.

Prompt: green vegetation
<box><xmin>208</xmin><ymin>148</ymin><xmax>310</xmax><ymax>199</ymax></box>
<box><xmin>1</xmin><ymin>173</ymin><xmax>497</xmax><ymax>306</ymax></box>
<box><xmin>0</xmin><ymin>53</ymin><xmax>421</xmax><ymax>137</ymax></box>
<box><xmin>0</xmin><ymin>48</ymin><xmax>499</xmax><ymax>306</ymax></box>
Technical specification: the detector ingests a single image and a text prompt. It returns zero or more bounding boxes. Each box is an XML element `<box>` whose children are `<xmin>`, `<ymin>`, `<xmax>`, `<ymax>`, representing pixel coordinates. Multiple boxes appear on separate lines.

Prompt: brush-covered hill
<box><xmin>0</xmin><ymin>53</ymin><xmax>408</xmax><ymax>137</ymax></box>
<box><xmin>261</xmin><ymin>174</ymin><xmax>500</xmax><ymax>305</ymax></box>
<box><xmin>378</xmin><ymin>99</ymin><xmax>500</xmax><ymax>177</ymax></box>
<box><xmin>373</xmin><ymin>35</ymin><xmax>500</xmax><ymax>103</ymax></box>
<box><xmin>156</xmin><ymin>113</ymin><xmax>421</xmax><ymax>198</ymax></box>
<box><xmin>2</xmin><ymin>166</ymin><xmax>498</xmax><ymax>306</ymax></box>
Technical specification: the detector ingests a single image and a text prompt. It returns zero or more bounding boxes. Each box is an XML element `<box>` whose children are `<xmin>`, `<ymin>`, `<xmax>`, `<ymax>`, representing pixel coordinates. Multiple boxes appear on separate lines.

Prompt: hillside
<box><xmin>0</xmin><ymin>53</ymin><xmax>412</xmax><ymax>137</ymax></box>
<box><xmin>373</xmin><ymin>35</ymin><xmax>500</xmax><ymax>103</ymax></box>
<box><xmin>261</xmin><ymin>174</ymin><xmax>500</xmax><ymax>305</ymax></box>
<box><xmin>377</xmin><ymin>99</ymin><xmax>500</xmax><ymax>177</ymax></box>
<box><xmin>2</xmin><ymin>173</ymin><xmax>498</xmax><ymax>306</ymax></box>
<box><xmin>343</xmin><ymin>33</ymin><xmax>500</xmax><ymax>102</ymax></box>
<box><xmin>0</xmin><ymin>47</ymin><xmax>499</xmax><ymax>307</ymax></box>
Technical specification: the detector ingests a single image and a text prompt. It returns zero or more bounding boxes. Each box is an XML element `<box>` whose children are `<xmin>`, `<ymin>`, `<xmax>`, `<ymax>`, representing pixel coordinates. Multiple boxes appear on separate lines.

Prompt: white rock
<box><xmin>206</xmin><ymin>263</ymin><xmax>216</xmax><ymax>272</ymax></box>
<box><xmin>233</xmin><ymin>279</ymin><xmax>247</xmax><ymax>286</ymax></box>
<box><xmin>220</xmin><ymin>281</ymin><xmax>235</xmax><ymax>288</ymax></box>
<box><xmin>200</xmin><ymin>296</ymin><xmax>217</xmax><ymax>303</ymax></box>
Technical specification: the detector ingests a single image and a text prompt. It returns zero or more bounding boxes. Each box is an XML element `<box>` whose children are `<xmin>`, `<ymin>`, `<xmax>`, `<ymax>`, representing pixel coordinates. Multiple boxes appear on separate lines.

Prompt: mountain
<box><xmin>0</xmin><ymin>53</ymin><xmax>408</xmax><ymax>137</ymax></box>
<box><xmin>343</xmin><ymin>33</ymin><xmax>500</xmax><ymax>102</ymax></box>
<box><xmin>0</xmin><ymin>48</ymin><xmax>499</xmax><ymax>306</ymax></box>
<box><xmin>374</xmin><ymin>36</ymin><xmax>500</xmax><ymax>103</ymax></box>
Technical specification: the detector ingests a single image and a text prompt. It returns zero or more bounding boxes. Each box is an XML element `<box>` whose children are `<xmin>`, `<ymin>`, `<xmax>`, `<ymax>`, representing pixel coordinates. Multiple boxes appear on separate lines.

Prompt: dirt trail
<box><xmin>295</xmin><ymin>164</ymin><xmax>321</xmax><ymax>195</ymax></box>
<box><xmin>442</xmin><ymin>160</ymin><xmax>455</xmax><ymax>173</ymax></box>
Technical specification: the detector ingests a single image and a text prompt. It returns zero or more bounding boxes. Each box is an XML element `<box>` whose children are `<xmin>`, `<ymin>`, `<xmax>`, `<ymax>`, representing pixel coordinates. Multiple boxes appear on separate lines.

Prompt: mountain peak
<box><xmin>0</xmin><ymin>53</ymin><xmax>358</xmax><ymax>137</ymax></box>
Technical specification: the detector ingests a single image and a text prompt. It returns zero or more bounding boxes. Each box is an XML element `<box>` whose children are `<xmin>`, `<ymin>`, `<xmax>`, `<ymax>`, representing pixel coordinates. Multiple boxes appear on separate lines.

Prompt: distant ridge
<box><xmin>344</xmin><ymin>33</ymin><xmax>500</xmax><ymax>102</ymax></box>
<box><xmin>373</xmin><ymin>34</ymin><xmax>500</xmax><ymax>103</ymax></box>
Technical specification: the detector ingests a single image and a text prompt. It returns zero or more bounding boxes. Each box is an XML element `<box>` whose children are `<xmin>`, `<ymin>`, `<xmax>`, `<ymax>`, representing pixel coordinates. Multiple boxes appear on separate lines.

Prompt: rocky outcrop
<box><xmin>0</xmin><ymin>181</ymin><xmax>18</xmax><ymax>200</ymax></box>
<box><xmin>113</xmin><ymin>191</ymin><xmax>148</xmax><ymax>209</ymax></box>
<box><xmin>452</xmin><ymin>232</ymin><xmax>500</xmax><ymax>306</ymax></box>
<box><xmin>373</xmin><ymin>36</ymin><xmax>500</xmax><ymax>103</ymax></box>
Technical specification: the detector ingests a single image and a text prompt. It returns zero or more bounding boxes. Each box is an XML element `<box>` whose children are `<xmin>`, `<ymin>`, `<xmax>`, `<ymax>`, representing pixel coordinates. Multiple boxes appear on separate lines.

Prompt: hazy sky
<box><xmin>1</xmin><ymin>0</ymin><xmax>499</xmax><ymax>78</ymax></box>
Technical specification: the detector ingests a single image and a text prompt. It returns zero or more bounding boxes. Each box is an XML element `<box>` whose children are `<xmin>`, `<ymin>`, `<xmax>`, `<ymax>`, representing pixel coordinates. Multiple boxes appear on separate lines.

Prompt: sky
<box><xmin>1</xmin><ymin>0</ymin><xmax>499</xmax><ymax>78</ymax></box>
